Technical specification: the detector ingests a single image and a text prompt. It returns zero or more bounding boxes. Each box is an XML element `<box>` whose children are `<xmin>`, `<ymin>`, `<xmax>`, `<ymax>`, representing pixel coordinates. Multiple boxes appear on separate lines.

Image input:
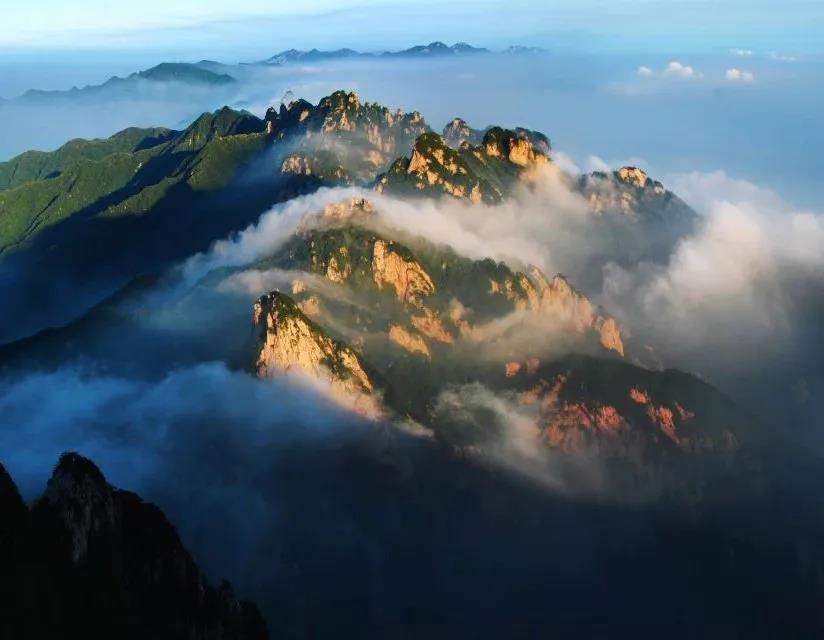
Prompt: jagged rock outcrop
<box><xmin>0</xmin><ymin>454</ymin><xmax>268</xmax><ymax>640</ymax></box>
<box><xmin>442</xmin><ymin>118</ymin><xmax>482</xmax><ymax>148</ymax></box>
<box><xmin>617</xmin><ymin>166</ymin><xmax>653</xmax><ymax>189</ymax></box>
<box><xmin>441</xmin><ymin>118</ymin><xmax>551</xmax><ymax>156</ymax></box>
<box><xmin>481</xmin><ymin>126</ymin><xmax>550</xmax><ymax>168</ymax></box>
<box><xmin>253</xmin><ymin>291</ymin><xmax>378</xmax><ymax>415</ymax></box>
<box><xmin>264</xmin><ymin>91</ymin><xmax>429</xmax><ymax>182</ymax></box>
<box><xmin>376</xmin><ymin>126</ymin><xmax>550</xmax><ymax>203</ymax></box>
<box><xmin>41</xmin><ymin>452</ymin><xmax>118</xmax><ymax>564</ymax></box>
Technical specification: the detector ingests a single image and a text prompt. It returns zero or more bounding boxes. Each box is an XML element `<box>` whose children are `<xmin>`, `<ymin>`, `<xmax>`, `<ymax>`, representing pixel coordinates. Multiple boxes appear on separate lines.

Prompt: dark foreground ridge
<box><xmin>0</xmin><ymin>453</ymin><xmax>268</xmax><ymax>640</ymax></box>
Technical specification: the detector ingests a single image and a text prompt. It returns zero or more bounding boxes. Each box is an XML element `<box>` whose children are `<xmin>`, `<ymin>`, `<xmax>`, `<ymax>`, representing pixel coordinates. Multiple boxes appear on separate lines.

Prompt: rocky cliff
<box><xmin>0</xmin><ymin>453</ymin><xmax>268</xmax><ymax>640</ymax></box>
<box><xmin>253</xmin><ymin>291</ymin><xmax>379</xmax><ymax>416</ymax></box>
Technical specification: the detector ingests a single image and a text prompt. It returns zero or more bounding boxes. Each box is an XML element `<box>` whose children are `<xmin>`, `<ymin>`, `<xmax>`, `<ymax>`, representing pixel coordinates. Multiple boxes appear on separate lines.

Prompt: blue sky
<box><xmin>1</xmin><ymin>0</ymin><xmax>822</xmax><ymax>59</ymax></box>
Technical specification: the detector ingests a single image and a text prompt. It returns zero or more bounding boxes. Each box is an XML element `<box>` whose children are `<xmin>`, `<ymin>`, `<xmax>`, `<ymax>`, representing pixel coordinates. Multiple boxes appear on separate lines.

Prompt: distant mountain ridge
<box><xmin>264</xmin><ymin>47</ymin><xmax>363</xmax><ymax>65</ymax></box>
<box><xmin>18</xmin><ymin>62</ymin><xmax>237</xmax><ymax>103</ymax></box>
<box><xmin>262</xmin><ymin>41</ymin><xmax>545</xmax><ymax>65</ymax></box>
<box><xmin>4</xmin><ymin>43</ymin><xmax>543</xmax><ymax>103</ymax></box>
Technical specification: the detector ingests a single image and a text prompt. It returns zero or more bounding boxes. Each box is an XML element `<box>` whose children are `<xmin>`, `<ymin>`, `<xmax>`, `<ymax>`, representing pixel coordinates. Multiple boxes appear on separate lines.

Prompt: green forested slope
<box><xmin>0</xmin><ymin>108</ymin><xmax>266</xmax><ymax>254</ymax></box>
<box><xmin>0</xmin><ymin>127</ymin><xmax>174</xmax><ymax>190</ymax></box>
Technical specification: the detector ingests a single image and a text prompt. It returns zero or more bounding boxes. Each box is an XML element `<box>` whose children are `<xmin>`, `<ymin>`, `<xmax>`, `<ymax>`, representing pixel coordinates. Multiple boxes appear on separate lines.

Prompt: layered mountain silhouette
<box><xmin>0</xmin><ymin>453</ymin><xmax>268</xmax><ymax>639</ymax></box>
<box><xmin>15</xmin><ymin>62</ymin><xmax>237</xmax><ymax>104</ymax></box>
<box><xmin>3</xmin><ymin>43</ymin><xmax>515</xmax><ymax>105</ymax></box>
<box><xmin>263</xmin><ymin>42</ymin><xmax>490</xmax><ymax>65</ymax></box>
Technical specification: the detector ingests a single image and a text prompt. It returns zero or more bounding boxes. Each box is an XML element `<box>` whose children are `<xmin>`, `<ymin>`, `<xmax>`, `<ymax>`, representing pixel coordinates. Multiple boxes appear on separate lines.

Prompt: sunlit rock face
<box><xmin>481</xmin><ymin>126</ymin><xmax>550</xmax><ymax>168</ymax></box>
<box><xmin>241</xmin><ymin>195</ymin><xmax>745</xmax><ymax>465</ymax></box>
<box><xmin>389</xmin><ymin>324</ymin><xmax>431</xmax><ymax>357</ymax></box>
<box><xmin>371</xmin><ymin>239</ymin><xmax>435</xmax><ymax>307</ymax></box>
<box><xmin>510</xmin><ymin>364</ymin><xmax>742</xmax><ymax>456</ymax></box>
<box><xmin>253</xmin><ymin>291</ymin><xmax>379</xmax><ymax>416</ymax></box>
<box><xmin>376</xmin><ymin>125</ymin><xmax>550</xmax><ymax>203</ymax></box>
<box><xmin>617</xmin><ymin>166</ymin><xmax>650</xmax><ymax>188</ymax></box>
<box><xmin>487</xmin><ymin>267</ymin><xmax>625</xmax><ymax>356</ymax></box>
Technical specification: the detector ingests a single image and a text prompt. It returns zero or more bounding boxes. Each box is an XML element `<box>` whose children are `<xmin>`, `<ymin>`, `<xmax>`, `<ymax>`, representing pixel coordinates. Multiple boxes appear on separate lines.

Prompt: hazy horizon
<box><xmin>3</xmin><ymin>0</ymin><xmax>823</xmax><ymax>56</ymax></box>
<box><xmin>1</xmin><ymin>46</ymin><xmax>821</xmax><ymax>209</ymax></box>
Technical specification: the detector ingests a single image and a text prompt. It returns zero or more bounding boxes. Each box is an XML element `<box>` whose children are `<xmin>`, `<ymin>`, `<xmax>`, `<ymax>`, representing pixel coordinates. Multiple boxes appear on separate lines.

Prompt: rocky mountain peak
<box><xmin>616</xmin><ymin>166</ymin><xmax>650</xmax><ymax>188</ymax></box>
<box><xmin>376</xmin><ymin>126</ymin><xmax>550</xmax><ymax>203</ymax></box>
<box><xmin>577</xmin><ymin>166</ymin><xmax>695</xmax><ymax>227</ymax></box>
<box><xmin>443</xmin><ymin>117</ymin><xmax>481</xmax><ymax>148</ymax></box>
<box><xmin>263</xmin><ymin>91</ymin><xmax>430</xmax><ymax>182</ymax></box>
<box><xmin>1</xmin><ymin>455</ymin><xmax>269</xmax><ymax>639</ymax></box>
<box><xmin>41</xmin><ymin>452</ymin><xmax>117</xmax><ymax>564</ymax></box>
<box><xmin>482</xmin><ymin>127</ymin><xmax>547</xmax><ymax>168</ymax></box>
<box><xmin>265</xmin><ymin>90</ymin><xmax>426</xmax><ymax>139</ymax></box>
<box><xmin>320</xmin><ymin>89</ymin><xmax>361</xmax><ymax>111</ymax></box>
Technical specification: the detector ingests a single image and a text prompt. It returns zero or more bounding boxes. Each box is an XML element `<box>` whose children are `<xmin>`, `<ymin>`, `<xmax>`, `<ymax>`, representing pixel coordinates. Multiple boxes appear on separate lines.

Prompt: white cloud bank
<box><xmin>603</xmin><ymin>171</ymin><xmax>824</xmax><ymax>373</ymax></box>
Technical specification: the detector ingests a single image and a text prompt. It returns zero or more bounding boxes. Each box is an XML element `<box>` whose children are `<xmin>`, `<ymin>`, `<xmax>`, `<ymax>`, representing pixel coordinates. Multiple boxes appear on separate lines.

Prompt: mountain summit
<box><xmin>0</xmin><ymin>454</ymin><xmax>268</xmax><ymax>639</ymax></box>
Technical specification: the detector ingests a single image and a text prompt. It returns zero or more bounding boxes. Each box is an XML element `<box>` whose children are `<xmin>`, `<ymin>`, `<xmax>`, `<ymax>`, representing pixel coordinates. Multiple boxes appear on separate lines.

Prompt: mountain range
<box><xmin>0</xmin><ymin>89</ymin><xmax>738</xmax><ymax>470</ymax></box>
<box><xmin>0</xmin><ymin>91</ymin><xmax>690</xmax><ymax>343</ymax></box>
<box><xmin>262</xmin><ymin>42</ymin><xmax>540</xmax><ymax>65</ymax></box>
<box><xmin>2</xmin><ymin>43</ymin><xmax>543</xmax><ymax>104</ymax></box>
